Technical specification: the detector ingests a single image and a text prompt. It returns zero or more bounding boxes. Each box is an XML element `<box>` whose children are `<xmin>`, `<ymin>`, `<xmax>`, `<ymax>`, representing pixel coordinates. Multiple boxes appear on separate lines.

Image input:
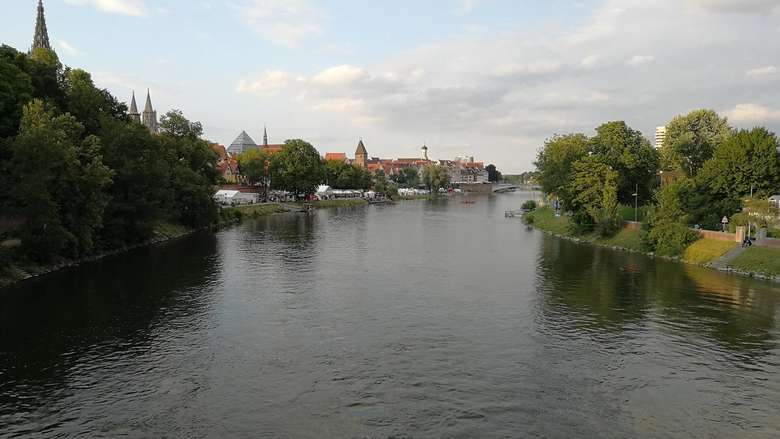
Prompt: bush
<box><xmin>522</xmin><ymin>211</ymin><xmax>535</xmax><ymax>225</ymax></box>
<box><xmin>647</xmin><ymin>222</ymin><xmax>700</xmax><ymax>256</ymax></box>
<box><xmin>521</xmin><ymin>200</ymin><xmax>537</xmax><ymax>211</ymax></box>
<box><xmin>568</xmin><ymin>210</ymin><xmax>593</xmax><ymax>235</ymax></box>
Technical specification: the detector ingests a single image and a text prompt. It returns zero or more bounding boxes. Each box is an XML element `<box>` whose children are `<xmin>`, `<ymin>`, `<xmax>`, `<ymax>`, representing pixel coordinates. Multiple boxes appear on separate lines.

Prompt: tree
<box><xmin>372</xmin><ymin>170</ymin><xmax>398</xmax><ymax>198</ymax></box>
<box><xmin>237</xmin><ymin>148</ymin><xmax>271</xmax><ymax>186</ymax></box>
<box><xmin>589</xmin><ymin>121</ymin><xmax>660</xmax><ymax>204</ymax></box>
<box><xmin>390</xmin><ymin>167</ymin><xmax>421</xmax><ymax>188</ymax></box>
<box><xmin>485</xmin><ymin>164</ymin><xmax>502</xmax><ymax>182</ymax></box>
<box><xmin>696</xmin><ymin>127</ymin><xmax>780</xmax><ymax>201</ymax></box>
<box><xmin>8</xmin><ymin>100</ymin><xmax>112</xmax><ymax>260</ymax></box>
<box><xmin>535</xmin><ymin>133</ymin><xmax>590</xmax><ymax>208</ymax></box>
<box><xmin>269</xmin><ymin>139</ymin><xmax>325</xmax><ymax>199</ymax></box>
<box><xmin>0</xmin><ymin>56</ymin><xmax>34</xmax><ymax>138</ymax></box>
<box><xmin>567</xmin><ymin>157</ymin><xmax>620</xmax><ymax>236</ymax></box>
<box><xmin>324</xmin><ymin>160</ymin><xmax>372</xmax><ymax>189</ymax></box>
<box><xmin>661</xmin><ymin>109</ymin><xmax>731</xmax><ymax>176</ymax></box>
<box><xmin>422</xmin><ymin>164</ymin><xmax>450</xmax><ymax>193</ymax></box>
<box><xmin>643</xmin><ymin>180</ymin><xmax>700</xmax><ymax>255</ymax></box>
<box><xmin>159</xmin><ymin>109</ymin><xmax>204</xmax><ymax>139</ymax></box>
<box><xmin>63</xmin><ymin>69</ymin><xmax>126</xmax><ymax>136</ymax></box>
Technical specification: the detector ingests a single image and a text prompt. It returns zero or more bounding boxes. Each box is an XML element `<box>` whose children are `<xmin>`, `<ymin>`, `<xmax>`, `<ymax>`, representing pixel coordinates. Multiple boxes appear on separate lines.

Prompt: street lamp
<box><xmin>632</xmin><ymin>183</ymin><xmax>639</xmax><ymax>222</ymax></box>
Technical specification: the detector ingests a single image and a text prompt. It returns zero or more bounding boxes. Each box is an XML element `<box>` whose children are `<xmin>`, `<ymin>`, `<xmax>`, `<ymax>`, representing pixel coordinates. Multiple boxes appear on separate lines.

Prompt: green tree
<box><xmin>269</xmin><ymin>139</ymin><xmax>325</xmax><ymax>199</ymax></box>
<box><xmin>589</xmin><ymin>121</ymin><xmax>659</xmax><ymax>204</ymax></box>
<box><xmin>63</xmin><ymin>69</ymin><xmax>126</xmax><ymax>136</ymax></box>
<box><xmin>237</xmin><ymin>148</ymin><xmax>271</xmax><ymax>186</ymax></box>
<box><xmin>324</xmin><ymin>160</ymin><xmax>372</xmax><ymax>189</ymax></box>
<box><xmin>643</xmin><ymin>179</ymin><xmax>701</xmax><ymax>255</ymax></box>
<box><xmin>535</xmin><ymin>133</ymin><xmax>590</xmax><ymax>208</ymax></box>
<box><xmin>0</xmin><ymin>56</ymin><xmax>34</xmax><ymax>138</ymax></box>
<box><xmin>696</xmin><ymin>127</ymin><xmax>780</xmax><ymax>201</ymax></box>
<box><xmin>8</xmin><ymin>100</ymin><xmax>112</xmax><ymax>260</ymax></box>
<box><xmin>485</xmin><ymin>164</ymin><xmax>502</xmax><ymax>182</ymax></box>
<box><xmin>390</xmin><ymin>167</ymin><xmax>421</xmax><ymax>188</ymax></box>
<box><xmin>372</xmin><ymin>170</ymin><xmax>398</xmax><ymax>198</ymax></box>
<box><xmin>661</xmin><ymin>109</ymin><xmax>731</xmax><ymax>176</ymax></box>
<box><xmin>567</xmin><ymin>157</ymin><xmax>620</xmax><ymax>236</ymax></box>
<box><xmin>422</xmin><ymin>164</ymin><xmax>450</xmax><ymax>193</ymax></box>
<box><xmin>159</xmin><ymin>109</ymin><xmax>204</xmax><ymax>139</ymax></box>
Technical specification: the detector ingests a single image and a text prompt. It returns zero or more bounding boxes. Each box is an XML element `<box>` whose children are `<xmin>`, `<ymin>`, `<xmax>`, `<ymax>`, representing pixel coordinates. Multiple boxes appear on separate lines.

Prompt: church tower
<box><xmin>263</xmin><ymin>125</ymin><xmax>268</xmax><ymax>147</ymax></box>
<box><xmin>31</xmin><ymin>0</ymin><xmax>53</xmax><ymax>53</ymax></box>
<box><xmin>355</xmin><ymin>139</ymin><xmax>368</xmax><ymax>169</ymax></box>
<box><xmin>142</xmin><ymin>89</ymin><xmax>159</xmax><ymax>134</ymax></box>
<box><xmin>128</xmin><ymin>91</ymin><xmax>141</xmax><ymax>124</ymax></box>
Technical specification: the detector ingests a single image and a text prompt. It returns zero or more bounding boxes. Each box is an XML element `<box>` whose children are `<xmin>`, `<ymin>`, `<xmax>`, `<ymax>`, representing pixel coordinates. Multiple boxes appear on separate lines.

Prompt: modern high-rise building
<box><xmin>655</xmin><ymin>126</ymin><xmax>667</xmax><ymax>149</ymax></box>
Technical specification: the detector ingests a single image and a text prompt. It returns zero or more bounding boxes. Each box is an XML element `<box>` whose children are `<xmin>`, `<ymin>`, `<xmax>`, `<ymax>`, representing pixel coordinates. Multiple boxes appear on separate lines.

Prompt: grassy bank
<box><xmin>683</xmin><ymin>239</ymin><xmax>737</xmax><ymax>264</ymax></box>
<box><xmin>228</xmin><ymin>203</ymin><xmax>288</xmax><ymax>218</ymax></box>
<box><xmin>729</xmin><ymin>247</ymin><xmax>780</xmax><ymax>277</ymax></box>
<box><xmin>524</xmin><ymin>207</ymin><xmax>642</xmax><ymax>251</ymax></box>
<box><xmin>310</xmin><ymin>199</ymin><xmax>368</xmax><ymax>208</ymax></box>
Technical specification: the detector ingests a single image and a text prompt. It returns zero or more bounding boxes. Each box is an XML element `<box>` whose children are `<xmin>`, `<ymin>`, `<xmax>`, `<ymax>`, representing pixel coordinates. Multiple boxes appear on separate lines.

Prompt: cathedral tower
<box><xmin>142</xmin><ymin>89</ymin><xmax>159</xmax><ymax>134</ymax></box>
<box><xmin>128</xmin><ymin>91</ymin><xmax>141</xmax><ymax>124</ymax></box>
<box><xmin>31</xmin><ymin>0</ymin><xmax>53</xmax><ymax>53</ymax></box>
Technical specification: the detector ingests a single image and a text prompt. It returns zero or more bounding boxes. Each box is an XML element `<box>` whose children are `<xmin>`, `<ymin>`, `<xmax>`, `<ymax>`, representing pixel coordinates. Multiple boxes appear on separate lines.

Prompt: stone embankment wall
<box><xmin>697</xmin><ymin>229</ymin><xmax>738</xmax><ymax>242</ymax></box>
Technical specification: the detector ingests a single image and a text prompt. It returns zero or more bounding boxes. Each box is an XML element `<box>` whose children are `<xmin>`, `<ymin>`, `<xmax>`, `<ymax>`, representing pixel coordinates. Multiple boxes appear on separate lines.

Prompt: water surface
<box><xmin>1</xmin><ymin>193</ymin><xmax>779</xmax><ymax>438</ymax></box>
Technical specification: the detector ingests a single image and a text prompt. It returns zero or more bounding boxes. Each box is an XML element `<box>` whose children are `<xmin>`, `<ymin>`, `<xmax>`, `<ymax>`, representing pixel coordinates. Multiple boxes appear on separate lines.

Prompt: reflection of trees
<box><xmin>0</xmin><ymin>233</ymin><xmax>220</xmax><ymax>419</ymax></box>
<box><xmin>535</xmin><ymin>234</ymin><xmax>780</xmax><ymax>354</ymax></box>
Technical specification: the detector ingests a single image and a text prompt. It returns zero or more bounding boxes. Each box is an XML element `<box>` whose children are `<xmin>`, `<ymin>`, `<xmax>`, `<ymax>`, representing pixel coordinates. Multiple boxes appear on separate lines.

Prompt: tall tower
<box><xmin>142</xmin><ymin>89</ymin><xmax>159</xmax><ymax>134</ymax></box>
<box><xmin>263</xmin><ymin>125</ymin><xmax>268</xmax><ymax>147</ymax></box>
<box><xmin>31</xmin><ymin>0</ymin><xmax>53</xmax><ymax>53</ymax></box>
<box><xmin>355</xmin><ymin>139</ymin><xmax>368</xmax><ymax>169</ymax></box>
<box><xmin>128</xmin><ymin>91</ymin><xmax>141</xmax><ymax>123</ymax></box>
<box><xmin>421</xmin><ymin>144</ymin><xmax>429</xmax><ymax>161</ymax></box>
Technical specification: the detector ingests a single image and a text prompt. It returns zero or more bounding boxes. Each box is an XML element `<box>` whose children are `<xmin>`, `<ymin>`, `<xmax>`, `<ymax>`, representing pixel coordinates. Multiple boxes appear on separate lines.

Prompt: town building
<box><xmin>324</xmin><ymin>152</ymin><xmax>347</xmax><ymax>162</ymax></box>
<box><xmin>227</xmin><ymin>127</ymin><xmax>284</xmax><ymax>156</ymax></box>
<box><xmin>655</xmin><ymin>126</ymin><xmax>667</xmax><ymax>149</ymax></box>
<box><xmin>355</xmin><ymin>140</ymin><xmax>368</xmax><ymax>169</ymax></box>
<box><xmin>31</xmin><ymin>0</ymin><xmax>53</xmax><ymax>53</ymax></box>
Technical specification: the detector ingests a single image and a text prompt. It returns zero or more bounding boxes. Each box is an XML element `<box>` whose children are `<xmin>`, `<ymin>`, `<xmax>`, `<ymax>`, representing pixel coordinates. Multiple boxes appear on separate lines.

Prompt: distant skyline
<box><xmin>3</xmin><ymin>0</ymin><xmax>780</xmax><ymax>172</ymax></box>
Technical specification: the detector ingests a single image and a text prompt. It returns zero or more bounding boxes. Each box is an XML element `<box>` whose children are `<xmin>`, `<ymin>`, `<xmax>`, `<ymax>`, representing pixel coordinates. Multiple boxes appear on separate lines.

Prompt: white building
<box><xmin>655</xmin><ymin>126</ymin><xmax>667</xmax><ymax>149</ymax></box>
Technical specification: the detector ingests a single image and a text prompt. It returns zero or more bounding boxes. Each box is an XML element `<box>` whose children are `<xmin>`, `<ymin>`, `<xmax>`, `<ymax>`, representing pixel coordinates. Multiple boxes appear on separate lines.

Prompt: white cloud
<box><xmin>626</xmin><ymin>55</ymin><xmax>656</xmax><ymax>66</ymax></box>
<box><xmin>64</xmin><ymin>0</ymin><xmax>148</xmax><ymax>16</ymax></box>
<box><xmin>243</xmin><ymin>0</ymin><xmax>326</xmax><ymax>47</ymax></box>
<box><xmin>455</xmin><ymin>0</ymin><xmax>480</xmax><ymax>14</ymax></box>
<box><xmin>492</xmin><ymin>61</ymin><xmax>562</xmax><ymax>77</ymax></box>
<box><xmin>311</xmin><ymin>65</ymin><xmax>368</xmax><ymax>86</ymax></box>
<box><xmin>236</xmin><ymin>70</ymin><xmax>292</xmax><ymax>94</ymax></box>
<box><xmin>686</xmin><ymin>0</ymin><xmax>780</xmax><ymax>14</ymax></box>
<box><xmin>56</xmin><ymin>40</ymin><xmax>83</xmax><ymax>55</ymax></box>
<box><xmin>313</xmin><ymin>98</ymin><xmax>364</xmax><ymax>113</ymax></box>
<box><xmin>725</xmin><ymin>103</ymin><xmax>780</xmax><ymax>123</ymax></box>
<box><xmin>746</xmin><ymin>65</ymin><xmax>777</xmax><ymax>77</ymax></box>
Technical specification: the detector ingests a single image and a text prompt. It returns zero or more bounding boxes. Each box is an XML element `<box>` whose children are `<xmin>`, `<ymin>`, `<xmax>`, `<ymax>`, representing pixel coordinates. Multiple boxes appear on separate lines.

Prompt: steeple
<box><xmin>142</xmin><ymin>89</ymin><xmax>159</xmax><ymax>134</ymax></box>
<box><xmin>128</xmin><ymin>91</ymin><xmax>141</xmax><ymax>123</ymax></box>
<box><xmin>263</xmin><ymin>125</ymin><xmax>268</xmax><ymax>147</ymax></box>
<box><xmin>354</xmin><ymin>138</ymin><xmax>368</xmax><ymax>169</ymax></box>
<box><xmin>31</xmin><ymin>0</ymin><xmax>53</xmax><ymax>53</ymax></box>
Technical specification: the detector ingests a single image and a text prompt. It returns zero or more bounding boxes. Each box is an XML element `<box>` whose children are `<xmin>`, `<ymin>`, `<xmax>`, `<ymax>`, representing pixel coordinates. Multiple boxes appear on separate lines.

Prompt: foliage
<box><xmin>237</xmin><ymin>148</ymin><xmax>271</xmax><ymax>186</ymax></box>
<box><xmin>534</xmin><ymin>133</ymin><xmax>589</xmax><ymax>209</ymax></box>
<box><xmin>521</xmin><ymin>200</ymin><xmax>537</xmax><ymax>211</ymax></box>
<box><xmin>729</xmin><ymin>247</ymin><xmax>780</xmax><ymax>277</ymax></box>
<box><xmin>568</xmin><ymin>157</ymin><xmax>621</xmax><ymax>237</ymax></box>
<box><xmin>645</xmin><ymin>222</ymin><xmax>700</xmax><ymax>257</ymax></box>
<box><xmin>589</xmin><ymin>121</ymin><xmax>660</xmax><ymax>204</ymax></box>
<box><xmin>661</xmin><ymin>109</ymin><xmax>731</xmax><ymax>176</ymax></box>
<box><xmin>696</xmin><ymin>128</ymin><xmax>780</xmax><ymax>201</ymax></box>
<box><xmin>372</xmin><ymin>170</ymin><xmax>398</xmax><ymax>198</ymax></box>
<box><xmin>324</xmin><ymin>159</ymin><xmax>372</xmax><ymax>189</ymax></box>
<box><xmin>390</xmin><ymin>167</ymin><xmax>421</xmax><ymax>188</ymax></box>
<box><xmin>269</xmin><ymin>139</ymin><xmax>325</xmax><ymax>198</ymax></box>
<box><xmin>422</xmin><ymin>164</ymin><xmax>451</xmax><ymax>193</ymax></box>
<box><xmin>683</xmin><ymin>239</ymin><xmax>737</xmax><ymax>264</ymax></box>
<box><xmin>485</xmin><ymin>164</ymin><xmax>502</xmax><ymax>182</ymax></box>
<box><xmin>159</xmin><ymin>109</ymin><xmax>204</xmax><ymax>139</ymax></box>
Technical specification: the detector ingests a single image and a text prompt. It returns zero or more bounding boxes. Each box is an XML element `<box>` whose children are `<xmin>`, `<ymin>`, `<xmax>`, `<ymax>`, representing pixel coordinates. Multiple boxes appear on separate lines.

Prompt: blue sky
<box><xmin>3</xmin><ymin>0</ymin><xmax>780</xmax><ymax>172</ymax></box>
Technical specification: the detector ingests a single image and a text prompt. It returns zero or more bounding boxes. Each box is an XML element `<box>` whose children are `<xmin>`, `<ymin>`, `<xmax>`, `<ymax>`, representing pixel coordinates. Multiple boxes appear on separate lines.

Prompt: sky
<box><xmin>3</xmin><ymin>0</ymin><xmax>780</xmax><ymax>172</ymax></box>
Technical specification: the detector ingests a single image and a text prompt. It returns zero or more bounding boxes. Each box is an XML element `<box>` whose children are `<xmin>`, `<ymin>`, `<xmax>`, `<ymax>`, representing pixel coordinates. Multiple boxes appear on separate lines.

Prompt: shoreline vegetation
<box><xmin>523</xmin><ymin>207</ymin><xmax>780</xmax><ymax>282</ymax></box>
<box><xmin>0</xmin><ymin>199</ymin><xmax>372</xmax><ymax>289</ymax></box>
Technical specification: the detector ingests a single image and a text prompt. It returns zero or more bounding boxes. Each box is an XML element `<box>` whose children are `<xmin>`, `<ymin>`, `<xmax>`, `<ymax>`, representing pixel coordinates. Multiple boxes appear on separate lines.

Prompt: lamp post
<box><xmin>633</xmin><ymin>183</ymin><xmax>639</xmax><ymax>222</ymax></box>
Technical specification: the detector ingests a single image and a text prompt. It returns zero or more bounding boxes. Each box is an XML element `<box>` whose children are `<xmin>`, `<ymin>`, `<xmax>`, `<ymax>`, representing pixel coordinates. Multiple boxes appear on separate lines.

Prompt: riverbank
<box><xmin>0</xmin><ymin>199</ymin><xmax>377</xmax><ymax>289</ymax></box>
<box><xmin>522</xmin><ymin>207</ymin><xmax>780</xmax><ymax>282</ymax></box>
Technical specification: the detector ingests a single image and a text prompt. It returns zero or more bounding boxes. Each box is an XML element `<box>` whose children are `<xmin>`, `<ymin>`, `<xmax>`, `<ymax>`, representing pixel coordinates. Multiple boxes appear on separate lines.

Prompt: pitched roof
<box><xmin>227</xmin><ymin>130</ymin><xmax>258</xmax><ymax>155</ymax></box>
<box><xmin>355</xmin><ymin>140</ymin><xmax>367</xmax><ymax>156</ymax></box>
<box><xmin>325</xmin><ymin>152</ymin><xmax>347</xmax><ymax>161</ymax></box>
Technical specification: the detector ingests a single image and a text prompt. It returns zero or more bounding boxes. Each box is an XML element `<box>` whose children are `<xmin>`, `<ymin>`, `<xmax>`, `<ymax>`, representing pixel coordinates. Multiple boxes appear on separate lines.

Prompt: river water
<box><xmin>1</xmin><ymin>193</ymin><xmax>779</xmax><ymax>438</ymax></box>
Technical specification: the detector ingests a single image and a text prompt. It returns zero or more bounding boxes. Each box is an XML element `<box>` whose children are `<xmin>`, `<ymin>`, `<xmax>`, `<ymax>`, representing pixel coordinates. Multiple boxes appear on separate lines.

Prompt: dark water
<box><xmin>1</xmin><ymin>193</ymin><xmax>779</xmax><ymax>438</ymax></box>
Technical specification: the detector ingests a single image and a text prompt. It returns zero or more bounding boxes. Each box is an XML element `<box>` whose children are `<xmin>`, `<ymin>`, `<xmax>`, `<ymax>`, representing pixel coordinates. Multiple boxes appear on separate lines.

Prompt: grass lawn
<box><xmin>310</xmin><ymin>199</ymin><xmax>368</xmax><ymax>208</ymax></box>
<box><xmin>524</xmin><ymin>207</ymin><xmax>571</xmax><ymax>235</ymax></box>
<box><xmin>729</xmin><ymin>246</ymin><xmax>780</xmax><ymax>277</ymax></box>
<box><xmin>683</xmin><ymin>239</ymin><xmax>738</xmax><ymax>264</ymax></box>
<box><xmin>232</xmin><ymin>203</ymin><xmax>287</xmax><ymax>217</ymax></box>
<box><xmin>618</xmin><ymin>204</ymin><xmax>648</xmax><ymax>223</ymax></box>
<box><xmin>595</xmin><ymin>228</ymin><xmax>643</xmax><ymax>251</ymax></box>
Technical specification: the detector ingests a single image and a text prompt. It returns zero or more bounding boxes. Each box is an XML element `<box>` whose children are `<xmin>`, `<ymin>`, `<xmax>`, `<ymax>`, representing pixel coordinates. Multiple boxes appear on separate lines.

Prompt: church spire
<box><xmin>31</xmin><ymin>0</ymin><xmax>53</xmax><ymax>53</ymax></box>
<box><xmin>142</xmin><ymin>89</ymin><xmax>159</xmax><ymax>134</ymax></box>
<box><xmin>144</xmin><ymin>89</ymin><xmax>154</xmax><ymax>113</ymax></box>
<box><xmin>128</xmin><ymin>90</ymin><xmax>141</xmax><ymax>123</ymax></box>
<box><xmin>263</xmin><ymin>125</ymin><xmax>268</xmax><ymax>146</ymax></box>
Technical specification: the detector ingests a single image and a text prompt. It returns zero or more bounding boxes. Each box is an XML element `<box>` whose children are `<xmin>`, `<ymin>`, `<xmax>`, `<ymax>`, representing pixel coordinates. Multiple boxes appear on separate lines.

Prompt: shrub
<box><xmin>568</xmin><ymin>210</ymin><xmax>593</xmax><ymax>235</ymax></box>
<box><xmin>522</xmin><ymin>211</ymin><xmax>535</xmax><ymax>225</ymax></box>
<box><xmin>521</xmin><ymin>200</ymin><xmax>537</xmax><ymax>211</ymax></box>
<box><xmin>647</xmin><ymin>222</ymin><xmax>700</xmax><ymax>256</ymax></box>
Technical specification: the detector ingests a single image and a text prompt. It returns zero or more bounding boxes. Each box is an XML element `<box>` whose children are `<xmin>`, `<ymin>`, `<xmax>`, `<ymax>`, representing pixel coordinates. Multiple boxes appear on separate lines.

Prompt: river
<box><xmin>1</xmin><ymin>192</ymin><xmax>779</xmax><ymax>438</ymax></box>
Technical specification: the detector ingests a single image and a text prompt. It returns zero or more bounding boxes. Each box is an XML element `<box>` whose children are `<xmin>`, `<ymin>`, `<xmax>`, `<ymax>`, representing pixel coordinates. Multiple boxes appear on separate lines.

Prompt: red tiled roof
<box><xmin>325</xmin><ymin>152</ymin><xmax>347</xmax><ymax>161</ymax></box>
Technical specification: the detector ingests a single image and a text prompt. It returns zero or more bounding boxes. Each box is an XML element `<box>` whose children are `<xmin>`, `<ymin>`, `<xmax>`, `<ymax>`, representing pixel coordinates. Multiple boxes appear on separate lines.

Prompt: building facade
<box><xmin>655</xmin><ymin>126</ymin><xmax>667</xmax><ymax>149</ymax></box>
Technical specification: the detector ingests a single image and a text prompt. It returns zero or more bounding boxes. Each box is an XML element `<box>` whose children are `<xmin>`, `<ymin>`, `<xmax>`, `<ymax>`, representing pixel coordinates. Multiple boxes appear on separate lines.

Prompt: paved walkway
<box><xmin>709</xmin><ymin>245</ymin><xmax>748</xmax><ymax>270</ymax></box>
